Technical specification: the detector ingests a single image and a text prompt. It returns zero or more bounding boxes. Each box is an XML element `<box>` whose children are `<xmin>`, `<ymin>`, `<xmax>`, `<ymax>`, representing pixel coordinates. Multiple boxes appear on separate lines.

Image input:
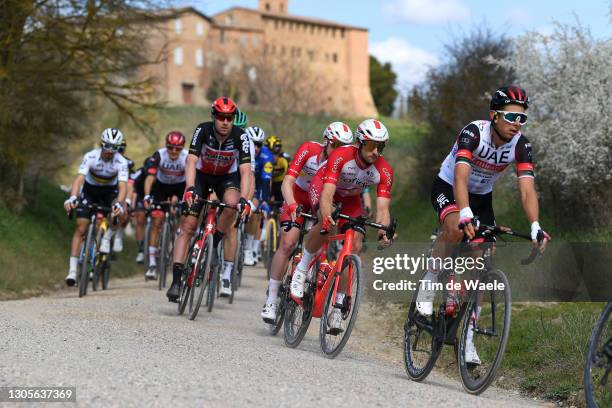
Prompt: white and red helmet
<box><xmin>323</xmin><ymin>122</ymin><xmax>353</xmax><ymax>144</ymax></box>
<box><xmin>355</xmin><ymin>119</ymin><xmax>389</xmax><ymax>143</ymax></box>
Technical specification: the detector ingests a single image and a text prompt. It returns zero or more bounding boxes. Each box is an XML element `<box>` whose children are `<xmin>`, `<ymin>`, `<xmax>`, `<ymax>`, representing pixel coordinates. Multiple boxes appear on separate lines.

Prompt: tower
<box><xmin>258</xmin><ymin>0</ymin><xmax>288</xmax><ymax>14</ymax></box>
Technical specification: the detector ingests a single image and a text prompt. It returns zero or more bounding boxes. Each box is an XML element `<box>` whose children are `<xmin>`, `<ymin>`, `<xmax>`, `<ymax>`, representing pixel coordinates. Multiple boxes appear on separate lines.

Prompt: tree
<box><xmin>0</xmin><ymin>0</ymin><xmax>166</xmax><ymax>210</ymax></box>
<box><xmin>369</xmin><ymin>56</ymin><xmax>398</xmax><ymax>116</ymax></box>
<box><xmin>409</xmin><ymin>27</ymin><xmax>515</xmax><ymax>192</ymax></box>
<box><xmin>493</xmin><ymin>22</ymin><xmax>612</xmax><ymax>229</ymax></box>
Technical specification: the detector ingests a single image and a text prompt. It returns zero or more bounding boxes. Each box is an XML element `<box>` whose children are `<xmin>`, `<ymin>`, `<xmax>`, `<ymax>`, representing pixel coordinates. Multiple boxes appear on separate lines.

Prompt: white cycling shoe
<box><xmin>416</xmin><ymin>271</ymin><xmax>437</xmax><ymax>316</ymax></box>
<box><xmin>113</xmin><ymin>238</ymin><xmax>123</xmax><ymax>253</ymax></box>
<box><xmin>290</xmin><ymin>270</ymin><xmax>307</xmax><ymax>298</ymax></box>
<box><xmin>327</xmin><ymin>307</ymin><xmax>343</xmax><ymax>334</ymax></box>
<box><xmin>65</xmin><ymin>270</ymin><xmax>77</xmax><ymax>287</ymax></box>
<box><xmin>220</xmin><ymin>279</ymin><xmax>232</xmax><ymax>297</ymax></box>
<box><xmin>261</xmin><ymin>302</ymin><xmax>277</xmax><ymax>323</ymax></box>
<box><xmin>135</xmin><ymin>252</ymin><xmax>145</xmax><ymax>263</ymax></box>
<box><xmin>243</xmin><ymin>250</ymin><xmax>256</xmax><ymax>266</ymax></box>
<box><xmin>464</xmin><ymin>339</ymin><xmax>482</xmax><ymax>365</ymax></box>
<box><xmin>99</xmin><ymin>238</ymin><xmax>111</xmax><ymax>254</ymax></box>
<box><xmin>145</xmin><ymin>267</ymin><xmax>157</xmax><ymax>280</ymax></box>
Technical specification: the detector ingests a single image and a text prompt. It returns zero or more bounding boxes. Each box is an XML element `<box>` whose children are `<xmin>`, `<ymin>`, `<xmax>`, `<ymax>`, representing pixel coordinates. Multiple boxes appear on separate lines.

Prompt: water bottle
<box><xmin>317</xmin><ymin>261</ymin><xmax>331</xmax><ymax>289</ymax></box>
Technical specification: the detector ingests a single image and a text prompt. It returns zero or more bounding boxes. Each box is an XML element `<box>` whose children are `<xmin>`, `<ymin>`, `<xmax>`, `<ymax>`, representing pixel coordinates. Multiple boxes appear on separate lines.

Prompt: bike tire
<box><xmin>584</xmin><ymin>301</ymin><xmax>612</xmax><ymax>408</ymax></box>
<box><xmin>403</xmin><ymin>271</ymin><xmax>445</xmax><ymax>381</ymax></box>
<box><xmin>190</xmin><ymin>234</ymin><xmax>214</xmax><ymax>320</ymax></box>
<box><xmin>79</xmin><ymin>222</ymin><xmax>96</xmax><ymax>298</ymax></box>
<box><xmin>458</xmin><ymin>269</ymin><xmax>511</xmax><ymax>395</ymax></box>
<box><xmin>237</xmin><ymin>224</ymin><xmax>245</xmax><ymax>289</ymax></box>
<box><xmin>265</xmin><ymin>219</ymin><xmax>277</xmax><ymax>280</ymax></box>
<box><xmin>143</xmin><ymin>216</ymin><xmax>151</xmax><ymax>278</ymax></box>
<box><xmin>229</xmin><ymin>227</ymin><xmax>242</xmax><ymax>303</ymax></box>
<box><xmin>319</xmin><ymin>254</ymin><xmax>363</xmax><ymax>358</ymax></box>
<box><xmin>158</xmin><ymin>219</ymin><xmax>170</xmax><ymax>291</ymax></box>
<box><xmin>283</xmin><ymin>260</ymin><xmax>314</xmax><ymax>348</ymax></box>
<box><xmin>268</xmin><ymin>269</ymin><xmax>290</xmax><ymax>336</ymax></box>
<box><xmin>207</xmin><ymin>240</ymin><xmax>219</xmax><ymax>312</ymax></box>
<box><xmin>101</xmin><ymin>258</ymin><xmax>110</xmax><ymax>290</ymax></box>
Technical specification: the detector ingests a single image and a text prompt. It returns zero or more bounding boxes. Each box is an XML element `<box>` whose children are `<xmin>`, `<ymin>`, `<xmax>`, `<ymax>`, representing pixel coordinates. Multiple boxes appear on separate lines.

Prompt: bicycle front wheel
<box><xmin>101</xmin><ymin>257</ymin><xmax>111</xmax><ymax>290</ymax></box>
<box><xmin>585</xmin><ymin>301</ymin><xmax>612</xmax><ymax>408</ymax></box>
<box><xmin>143</xmin><ymin>216</ymin><xmax>151</xmax><ymax>278</ymax></box>
<box><xmin>320</xmin><ymin>254</ymin><xmax>363</xmax><ymax>358</ymax></box>
<box><xmin>158</xmin><ymin>218</ymin><xmax>171</xmax><ymax>290</ymax></box>
<box><xmin>268</xmin><ymin>268</ymin><xmax>290</xmax><ymax>336</ymax></box>
<box><xmin>458</xmin><ymin>269</ymin><xmax>511</xmax><ymax>395</ymax></box>
<box><xmin>190</xmin><ymin>234</ymin><xmax>214</xmax><ymax>320</ymax></box>
<box><xmin>79</xmin><ymin>222</ymin><xmax>96</xmax><ymax>298</ymax></box>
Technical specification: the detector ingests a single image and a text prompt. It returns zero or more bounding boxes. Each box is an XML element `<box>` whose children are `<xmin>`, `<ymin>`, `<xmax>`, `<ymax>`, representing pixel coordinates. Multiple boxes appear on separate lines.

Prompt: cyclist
<box><xmin>166</xmin><ymin>96</ymin><xmax>253</xmax><ymax>302</ymax></box>
<box><xmin>142</xmin><ymin>131</ymin><xmax>188</xmax><ymax>280</ymax></box>
<box><xmin>288</xmin><ymin>119</ymin><xmax>395</xmax><ymax>330</ymax></box>
<box><xmin>270</xmin><ymin>136</ymin><xmax>289</xmax><ymax>203</ymax></box>
<box><xmin>261</xmin><ymin>122</ymin><xmax>353</xmax><ymax>323</ymax></box>
<box><xmin>233</xmin><ymin>108</ymin><xmax>248</xmax><ymax>129</ymax></box>
<box><xmin>243</xmin><ymin>127</ymin><xmax>274</xmax><ymax>266</ymax></box>
<box><xmin>416</xmin><ymin>85</ymin><xmax>551</xmax><ymax>364</ymax></box>
<box><xmin>114</xmin><ymin>140</ymin><xmax>135</xmax><ymax>253</ymax></box>
<box><xmin>63</xmin><ymin>128</ymin><xmax>129</xmax><ymax>286</ymax></box>
<box><xmin>129</xmin><ymin>163</ymin><xmax>148</xmax><ymax>263</ymax></box>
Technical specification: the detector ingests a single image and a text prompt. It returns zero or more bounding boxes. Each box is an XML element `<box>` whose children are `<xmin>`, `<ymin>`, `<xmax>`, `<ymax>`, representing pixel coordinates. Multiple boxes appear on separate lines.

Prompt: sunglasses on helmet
<box><xmin>361</xmin><ymin>140</ymin><xmax>386</xmax><ymax>153</ymax></box>
<box><xmin>496</xmin><ymin>110</ymin><xmax>528</xmax><ymax>125</ymax></box>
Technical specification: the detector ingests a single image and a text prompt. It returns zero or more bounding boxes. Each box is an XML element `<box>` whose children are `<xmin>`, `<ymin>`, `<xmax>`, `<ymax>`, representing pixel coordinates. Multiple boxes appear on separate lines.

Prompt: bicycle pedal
<box><xmin>326</xmin><ymin>327</ymin><xmax>344</xmax><ymax>336</ymax></box>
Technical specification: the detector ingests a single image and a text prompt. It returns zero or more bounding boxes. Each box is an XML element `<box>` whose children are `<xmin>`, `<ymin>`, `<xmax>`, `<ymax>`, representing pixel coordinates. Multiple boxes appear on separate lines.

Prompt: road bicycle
<box><xmin>283</xmin><ymin>206</ymin><xmax>396</xmax><ymax>358</ymax></box>
<box><xmin>584</xmin><ymin>301</ymin><xmax>612</xmax><ymax>407</ymax></box>
<box><xmin>153</xmin><ymin>201</ymin><xmax>181</xmax><ymax>290</ymax></box>
<box><xmin>403</xmin><ymin>220</ymin><xmax>543</xmax><ymax>394</ymax></box>
<box><xmin>178</xmin><ymin>197</ymin><xmax>237</xmax><ymax>320</ymax></box>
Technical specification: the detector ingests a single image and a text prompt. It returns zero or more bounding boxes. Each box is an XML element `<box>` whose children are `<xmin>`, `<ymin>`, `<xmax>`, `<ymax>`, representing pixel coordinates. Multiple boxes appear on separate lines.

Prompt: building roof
<box><xmin>157</xmin><ymin>7</ymin><xmax>213</xmax><ymax>23</ymax></box>
<box><xmin>213</xmin><ymin>6</ymin><xmax>368</xmax><ymax>32</ymax></box>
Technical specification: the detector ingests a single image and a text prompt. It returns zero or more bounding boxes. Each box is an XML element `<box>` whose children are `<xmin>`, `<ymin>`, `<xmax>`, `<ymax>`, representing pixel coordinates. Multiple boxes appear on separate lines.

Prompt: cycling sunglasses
<box><xmin>166</xmin><ymin>145</ymin><xmax>182</xmax><ymax>152</ymax></box>
<box><xmin>362</xmin><ymin>140</ymin><xmax>386</xmax><ymax>153</ymax></box>
<box><xmin>496</xmin><ymin>110</ymin><xmax>528</xmax><ymax>125</ymax></box>
<box><xmin>101</xmin><ymin>142</ymin><xmax>120</xmax><ymax>152</ymax></box>
<box><xmin>215</xmin><ymin>113</ymin><xmax>234</xmax><ymax>123</ymax></box>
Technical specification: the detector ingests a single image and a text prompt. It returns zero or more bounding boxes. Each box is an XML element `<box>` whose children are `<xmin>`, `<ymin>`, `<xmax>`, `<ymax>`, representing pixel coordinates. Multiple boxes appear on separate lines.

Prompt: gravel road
<box><xmin>0</xmin><ymin>266</ymin><xmax>540</xmax><ymax>407</ymax></box>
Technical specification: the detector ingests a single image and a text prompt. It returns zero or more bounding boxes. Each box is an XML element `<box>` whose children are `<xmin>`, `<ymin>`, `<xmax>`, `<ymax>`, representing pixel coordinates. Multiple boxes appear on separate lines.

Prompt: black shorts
<box><xmin>431</xmin><ymin>177</ymin><xmax>495</xmax><ymax>240</ymax></box>
<box><xmin>271</xmin><ymin>182</ymin><xmax>282</xmax><ymax>202</ymax></box>
<box><xmin>186</xmin><ymin>171</ymin><xmax>241</xmax><ymax>217</ymax></box>
<box><xmin>76</xmin><ymin>183</ymin><xmax>117</xmax><ymax>219</ymax></box>
<box><xmin>152</xmin><ymin>181</ymin><xmax>186</xmax><ymax>203</ymax></box>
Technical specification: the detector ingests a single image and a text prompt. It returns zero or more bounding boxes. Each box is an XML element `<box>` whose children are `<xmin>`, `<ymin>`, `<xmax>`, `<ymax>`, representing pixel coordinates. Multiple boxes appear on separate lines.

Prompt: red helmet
<box><xmin>211</xmin><ymin>96</ymin><xmax>237</xmax><ymax>116</ymax></box>
<box><xmin>166</xmin><ymin>131</ymin><xmax>185</xmax><ymax>147</ymax></box>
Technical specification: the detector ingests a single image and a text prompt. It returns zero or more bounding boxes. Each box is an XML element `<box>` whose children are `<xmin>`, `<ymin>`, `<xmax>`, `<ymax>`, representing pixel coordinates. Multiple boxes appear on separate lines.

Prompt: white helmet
<box><xmin>323</xmin><ymin>122</ymin><xmax>353</xmax><ymax>144</ymax></box>
<box><xmin>246</xmin><ymin>126</ymin><xmax>265</xmax><ymax>144</ymax></box>
<box><xmin>355</xmin><ymin>119</ymin><xmax>389</xmax><ymax>143</ymax></box>
<box><xmin>100</xmin><ymin>128</ymin><xmax>124</xmax><ymax>149</ymax></box>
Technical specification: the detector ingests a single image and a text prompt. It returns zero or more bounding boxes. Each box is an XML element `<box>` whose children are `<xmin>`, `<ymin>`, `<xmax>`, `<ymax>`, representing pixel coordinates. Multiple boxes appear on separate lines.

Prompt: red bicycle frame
<box><xmin>186</xmin><ymin>204</ymin><xmax>218</xmax><ymax>287</ymax></box>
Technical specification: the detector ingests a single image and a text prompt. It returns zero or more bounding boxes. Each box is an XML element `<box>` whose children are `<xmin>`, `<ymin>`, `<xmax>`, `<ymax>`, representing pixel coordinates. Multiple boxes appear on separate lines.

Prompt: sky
<box><xmin>181</xmin><ymin>0</ymin><xmax>611</xmax><ymax>90</ymax></box>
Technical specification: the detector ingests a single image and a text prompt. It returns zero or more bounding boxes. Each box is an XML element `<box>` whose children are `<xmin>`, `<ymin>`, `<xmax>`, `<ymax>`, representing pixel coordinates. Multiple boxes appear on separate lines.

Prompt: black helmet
<box><xmin>490</xmin><ymin>86</ymin><xmax>529</xmax><ymax>110</ymax></box>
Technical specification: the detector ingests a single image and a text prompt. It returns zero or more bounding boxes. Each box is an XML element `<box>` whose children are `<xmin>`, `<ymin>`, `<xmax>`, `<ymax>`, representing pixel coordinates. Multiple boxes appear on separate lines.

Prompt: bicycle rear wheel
<box><xmin>585</xmin><ymin>301</ymin><xmax>612</xmax><ymax>408</ymax></box>
<box><xmin>265</xmin><ymin>219</ymin><xmax>277</xmax><ymax>280</ymax></box>
<box><xmin>101</xmin><ymin>257</ymin><xmax>111</xmax><ymax>290</ymax></box>
<box><xmin>237</xmin><ymin>225</ymin><xmax>245</xmax><ymax>289</ymax></box>
<box><xmin>207</xmin><ymin>241</ymin><xmax>219</xmax><ymax>312</ymax></box>
<box><xmin>158</xmin><ymin>218</ymin><xmax>171</xmax><ymax>290</ymax></box>
<box><xmin>190</xmin><ymin>234</ymin><xmax>214</xmax><ymax>320</ymax></box>
<box><xmin>320</xmin><ymin>254</ymin><xmax>363</xmax><ymax>358</ymax></box>
<box><xmin>79</xmin><ymin>223</ymin><xmax>96</xmax><ymax>298</ymax></box>
<box><xmin>458</xmin><ymin>269</ymin><xmax>511</xmax><ymax>395</ymax></box>
<box><xmin>268</xmin><ymin>268</ymin><xmax>290</xmax><ymax>336</ymax></box>
<box><xmin>403</xmin><ymin>271</ymin><xmax>445</xmax><ymax>381</ymax></box>
<box><xmin>143</xmin><ymin>216</ymin><xmax>151</xmax><ymax>278</ymax></box>
<box><xmin>229</xmin><ymin>227</ymin><xmax>242</xmax><ymax>303</ymax></box>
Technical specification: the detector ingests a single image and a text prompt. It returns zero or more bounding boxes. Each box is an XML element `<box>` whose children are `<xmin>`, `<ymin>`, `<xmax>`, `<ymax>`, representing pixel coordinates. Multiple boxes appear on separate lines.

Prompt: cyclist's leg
<box><xmin>148</xmin><ymin>182</ymin><xmax>168</xmax><ymax>271</ymax></box>
<box><xmin>244</xmin><ymin>197</ymin><xmax>260</xmax><ymax>265</ymax></box>
<box><xmin>66</xmin><ymin>203</ymin><xmax>92</xmax><ymax>284</ymax></box>
<box><xmin>215</xmin><ymin>174</ymin><xmax>241</xmax><ymax>293</ymax></box>
<box><xmin>93</xmin><ymin>186</ymin><xmax>118</xmax><ymax>254</ymax></box>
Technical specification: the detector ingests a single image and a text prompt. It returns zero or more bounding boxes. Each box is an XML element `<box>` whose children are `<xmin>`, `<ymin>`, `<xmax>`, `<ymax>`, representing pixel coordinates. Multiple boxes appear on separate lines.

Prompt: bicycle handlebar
<box><xmin>473</xmin><ymin>219</ymin><xmax>542</xmax><ymax>265</ymax></box>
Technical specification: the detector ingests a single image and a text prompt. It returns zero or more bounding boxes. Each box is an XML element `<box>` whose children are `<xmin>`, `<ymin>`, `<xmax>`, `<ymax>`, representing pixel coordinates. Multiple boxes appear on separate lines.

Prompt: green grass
<box><xmin>0</xmin><ymin>180</ymin><xmax>142</xmax><ymax>299</ymax></box>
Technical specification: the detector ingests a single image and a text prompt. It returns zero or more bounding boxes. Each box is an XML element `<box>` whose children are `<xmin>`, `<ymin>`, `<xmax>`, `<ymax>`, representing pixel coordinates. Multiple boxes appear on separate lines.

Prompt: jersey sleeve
<box><xmin>237</xmin><ymin>131</ymin><xmax>252</xmax><ymax>165</ymax></box>
<box><xmin>78</xmin><ymin>153</ymin><xmax>92</xmax><ymax>176</ymax></box>
<box><xmin>322</xmin><ymin>148</ymin><xmax>349</xmax><ymax>185</ymax></box>
<box><xmin>514</xmin><ymin>135</ymin><xmax>535</xmax><ymax>178</ymax></box>
<box><xmin>375</xmin><ymin>159</ymin><xmax>394</xmax><ymax>199</ymax></box>
<box><xmin>287</xmin><ymin>142</ymin><xmax>313</xmax><ymax>178</ymax></box>
<box><xmin>145</xmin><ymin>152</ymin><xmax>161</xmax><ymax>176</ymax></box>
<box><xmin>118</xmin><ymin>159</ymin><xmax>129</xmax><ymax>183</ymax></box>
<box><xmin>188</xmin><ymin>123</ymin><xmax>206</xmax><ymax>157</ymax></box>
<box><xmin>454</xmin><ymin>123</ymin><xmax>481</xmax><ymax>167</ymax></box>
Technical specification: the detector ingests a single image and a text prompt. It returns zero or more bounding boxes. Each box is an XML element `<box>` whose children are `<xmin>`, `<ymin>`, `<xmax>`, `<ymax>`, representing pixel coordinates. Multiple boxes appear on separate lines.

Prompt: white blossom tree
<box><xmin>493</xmin><ymin>20</ymin><xmax>612</xmax><ymax>229</ymax></box>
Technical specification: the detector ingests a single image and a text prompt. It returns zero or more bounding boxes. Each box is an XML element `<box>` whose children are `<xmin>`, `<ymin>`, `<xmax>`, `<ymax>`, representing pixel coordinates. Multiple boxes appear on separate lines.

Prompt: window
<box><xmin>252</xmin><ymin>37</ymin><xmax>258</xmax><ymax>46</ymax></box>
<box><xmin>182</xmin><ymin>83</ymin><xmax>194</xmax><ymax>105</ymax></box>
<box><xmin>240</xmin><ymin>35</ymin><xmax>247</xmax><ymax>46</ymax></box>
<box><xmin>195</xmin><ymin>49</ymin><xmax>204</xmax><ymax>68</ymax></box>
<box><xmin>274</xmin><ymin>20</ymin><xmax>279</xmax><ymax>29</ymax></box>
<box><xmin>196</xmin><ymin>22</ymin><xmax>205</xmax><ymax>36</ymax></box>
<box><xmin>332</xmin><ymin>53</ymin><xmax>338</xmax><ymax>63</ymax></box>
<box><xmin>174</xmin><ymin>47</ymin><xmax>183</xmax><ymax>65</ymax></box>
<box><xmin>174</xmin><ymin>19</ymin><xmax>182</xmax><ymax>34</ymax></box>
<box><xmin>248</xmin><ymin>67</ymin><xmax>257</xmax><ymax>81</ymax></box>
<box><xmin>226</xmin><ymin>14</ymin><xmax>234</xmax><ymax>25</ymax></box>
<box><xmin>307</xmin><ymin>50</ymin><xmax>314</xmax><ymax>61</ymax></box>
<box><xmin>265</xmin><ymin>3</ymin><xmax>270</xmax><ymax>11</ymax></box>
<box><xmin>341</xmin><ymin>29</ymin><xmax>345</xmax><ymax>39</ymax></box>
<box><xmin>220</xmin><ymin>30</ymin><xmax>224</xmax><ymax>44</ymax></box>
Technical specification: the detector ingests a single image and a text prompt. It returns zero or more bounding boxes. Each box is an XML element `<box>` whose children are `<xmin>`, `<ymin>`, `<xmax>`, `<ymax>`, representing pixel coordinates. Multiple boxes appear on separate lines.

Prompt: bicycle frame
<box><xmin>186</xmin><ymin>203</ymin><xmax>218</xmax><ymax>288</ymax></box>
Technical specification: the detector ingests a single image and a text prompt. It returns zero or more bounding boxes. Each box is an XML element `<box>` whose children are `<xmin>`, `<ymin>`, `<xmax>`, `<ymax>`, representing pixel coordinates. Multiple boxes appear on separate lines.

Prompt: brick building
<box><xmin>147</xmin><ymin>0</ymin><xmax>377</xmax><ymax>117</ymax></box>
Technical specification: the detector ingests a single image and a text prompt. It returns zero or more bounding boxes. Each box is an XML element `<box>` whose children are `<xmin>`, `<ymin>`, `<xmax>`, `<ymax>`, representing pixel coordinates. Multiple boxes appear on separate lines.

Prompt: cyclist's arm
<box><xmin>239</xmin><ymin>162</ymin><xmax>252</xmax><ymax>200</ymax></box>
<box><xmin>281</xmin><ymin>175</ymin><xmax>297</xmax><ymax>204</ymax></box>
<box><xmin>453</xmin><ymin>164</ymin><xmax>471</xmax><ymax>212</ymax></box>
<box><xmin>518</xmin><ymin>177</ymin><xmax>539</xmax><ymax>224</ymax></box>
<box><xmin>144</xmin><ymin>174</ymin><xmax>155</xmax><ymax>197</ymax></box>
<box><xmin>320</xmin><ymin>183</ymin><xmax>336</xmax><ymax>221</ymax></box>
<box><xmin>362</xmin><ymin>189</ymin><xmax>372</xmax><ymax>213</ymax></box>
<box><xmin>248</xmin><ymin>173</ymin><xmax>255</xmax><ymax>200</ymax></box>
<box><xmin>117</xmin><ymin>181</ymin><xmax>127</xmax><ymax>203</ymax></box>
<box><xmin>69</xmin><ymin>174</ymin><xmax>85</xmax><ymax>198</ymax></box>
<box><xmin>185</xmin><ymin>154</ymin><xmax>198</xmax><ymax>189</ymax></box>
